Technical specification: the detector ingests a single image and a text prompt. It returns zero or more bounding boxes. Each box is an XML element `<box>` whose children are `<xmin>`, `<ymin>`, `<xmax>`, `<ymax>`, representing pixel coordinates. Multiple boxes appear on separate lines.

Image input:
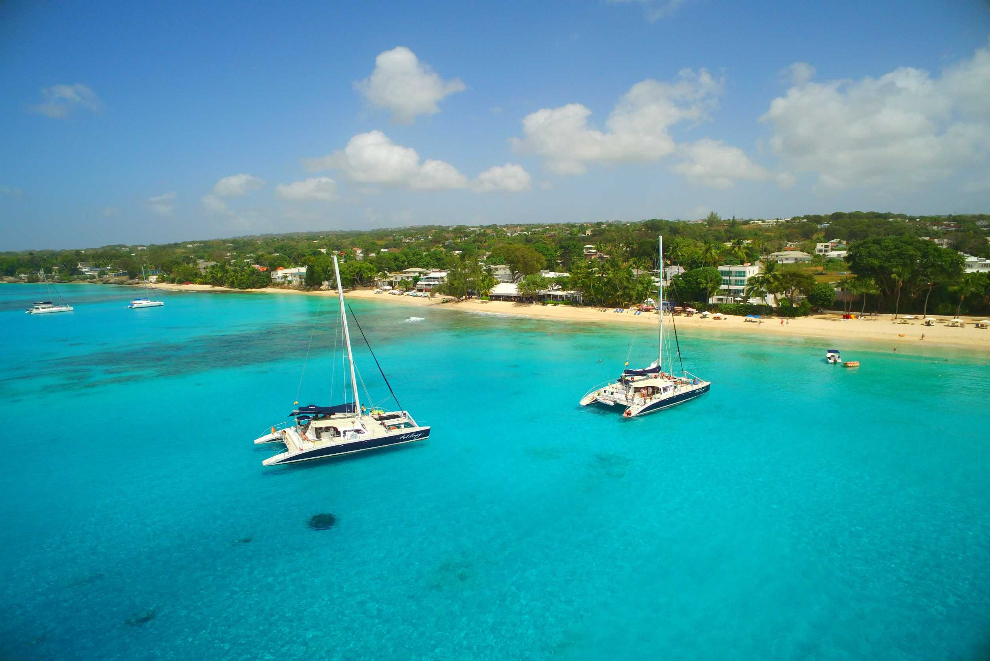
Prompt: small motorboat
<box><xmin>826</xmin><ymin>349</ymin><xmax>841</xmax><ymax>364</ymax></box>
<box><xmin>844</xmin><ymin>361</ymin><xmax>860</xmax><ymax>368</ymax></box>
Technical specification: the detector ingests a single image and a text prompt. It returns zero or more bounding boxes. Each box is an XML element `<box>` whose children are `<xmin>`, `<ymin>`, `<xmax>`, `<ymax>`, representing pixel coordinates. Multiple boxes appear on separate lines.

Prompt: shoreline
<box><xmin>139</xmin><ymin>282</ymin><xmax>990</xmax><ymax>352</ymax></box>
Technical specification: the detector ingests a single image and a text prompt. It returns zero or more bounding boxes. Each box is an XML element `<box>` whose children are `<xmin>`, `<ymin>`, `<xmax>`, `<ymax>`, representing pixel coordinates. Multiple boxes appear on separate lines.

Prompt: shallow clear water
<box><xmin>1</xmin><ymin>284</ymin><xmax>989</xmax><ymax>660</ymax></box>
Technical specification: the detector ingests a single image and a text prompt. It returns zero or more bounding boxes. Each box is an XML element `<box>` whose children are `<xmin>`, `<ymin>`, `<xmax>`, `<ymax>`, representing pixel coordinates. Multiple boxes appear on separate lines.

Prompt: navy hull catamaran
<box><xmin>580</xmin><ymin>236</ymin><xmax>710</xmax><ymax>417</ymax></box>
<box><xmin>253</xmin><ymin>254</ymin><xmax>430</xmax><ymax>465</ymax></box>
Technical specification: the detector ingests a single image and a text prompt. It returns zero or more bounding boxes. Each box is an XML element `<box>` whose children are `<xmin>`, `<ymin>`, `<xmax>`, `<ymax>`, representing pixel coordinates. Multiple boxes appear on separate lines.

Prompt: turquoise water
<box><xmin>1</xmin><ymin>284</ymin><xmax>989</xmax><ymax>660</ymax></box>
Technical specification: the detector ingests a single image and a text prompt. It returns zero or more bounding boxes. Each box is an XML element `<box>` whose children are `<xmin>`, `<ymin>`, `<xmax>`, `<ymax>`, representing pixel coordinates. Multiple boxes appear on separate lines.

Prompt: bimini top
<box><xmin>827</xmin><ymin>349</ymin><xmax>840</xmax><ymax>353</ymax></box>
<box><xmin>623</xmin><ymin>364</ymin><xmax>661</xmax><ymax>377</ymax></box>
<box><xmin>290</xmin><ymin>403</ymin><xmax>356</xmax><ymax>417</ymax></box>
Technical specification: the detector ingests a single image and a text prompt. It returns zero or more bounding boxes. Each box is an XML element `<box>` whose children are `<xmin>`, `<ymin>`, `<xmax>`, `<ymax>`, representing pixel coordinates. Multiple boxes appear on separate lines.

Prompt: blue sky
<box><xmin>2</xmin><ymin>0</ymin><xmax>989</xmax><ymax>249</ymax></box>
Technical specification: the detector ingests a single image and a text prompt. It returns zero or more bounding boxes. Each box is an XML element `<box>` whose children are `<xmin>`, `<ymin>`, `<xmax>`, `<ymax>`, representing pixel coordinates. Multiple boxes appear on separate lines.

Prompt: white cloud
<box><xmin>148</xmin><ymin>191</ymin><xmax>176</xmax><ymax>216</ymax></box>
<box><xmin>275</xmin><ymin>177</ymin><xmax>338</xmax><ymax>201</ymax></box>
<box><xmin>29</xmin><ymin>84</ymin><xmax>103</xmax><ymax>119</ymax></box>
<box><xmin>100</xmin><ymin>206</ymin><xmax>120</xmax><ymax>217</ymax></box>
<box><xmin>212</xmin><ymin>173</ymin><xmax>265</xmax><ymax>197</ymax></box>
<box><xmin>473</xmin><ymin>164</ymin><xmax>533</xmax><ymax>193</ymax></box>
<box><xmin>354</xmin><ymin>46</ymin><xmax>466</xmax><ymax>124</ymax></box>
<box><xmin>510</xmin><ymin>69</ymin><xmax>722</xmax><ymax>175</ymax></box>
<box><xmin>784</xmin><ymin>62</ymin><xmax>816</xmax><ymax>86</ymax></box>
<box><xmin>304</xmin><ymin>131</ymin><xmax>529</xmax><ymax>194</ymax></box>
<box><xmin>672</xmin><ymin>138</ymin><xmax>773</xmax><ymax>189</ymax></box>
<box><xmin>608</xmin><ymin>0</ymin><xmax>686</xmax><ymax>23</ymax></box>
<box><xmin>761</xmin><ymin>38</ymin><xmax>990</xmax><ymax>190</ymax></box>
<box><xmin>412</xmin><ymin>160</ymin><xmax>469</xmax><ymax>191</ymax></box>
<box><xmin>201</xmin><ymin>194</ymin><xmax>229</xmax><ymax>214</ymax></box>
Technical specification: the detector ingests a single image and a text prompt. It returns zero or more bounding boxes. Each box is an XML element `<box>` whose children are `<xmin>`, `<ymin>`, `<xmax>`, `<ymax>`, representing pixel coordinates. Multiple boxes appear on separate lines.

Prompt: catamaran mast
<box><xmin>332</xmin><ymin>254</ymin><xmax>361</xmax><ymax>414</ymax></box>
<box><xmin>658</xmin><ymin>236</ymin><xmax>664</xmax><ymax>372</ymax></box>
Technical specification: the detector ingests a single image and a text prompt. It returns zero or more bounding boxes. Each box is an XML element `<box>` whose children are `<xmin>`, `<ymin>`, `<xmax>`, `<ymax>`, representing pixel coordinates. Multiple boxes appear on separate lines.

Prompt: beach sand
<box><xmin>149</xmin><ymin>282</ymin><xmax>990</xmax><ymax>351</ymax></box>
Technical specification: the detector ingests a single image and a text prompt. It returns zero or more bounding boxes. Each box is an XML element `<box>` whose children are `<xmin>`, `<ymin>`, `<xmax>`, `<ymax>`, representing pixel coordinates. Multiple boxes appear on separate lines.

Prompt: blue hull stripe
<box><xmin>270</xmin><ymin>429</ymin><xmax>431</xmax><ymax>465</ymax></box>
<box><xmin>636</xmin><ymin>384</ymin><xmax>710</xmax><ymax>415</ymax></box>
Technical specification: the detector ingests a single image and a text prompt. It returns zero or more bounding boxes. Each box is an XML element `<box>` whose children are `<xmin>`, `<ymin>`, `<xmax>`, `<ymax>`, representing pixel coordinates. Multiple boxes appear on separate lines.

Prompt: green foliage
<box><xmin>518</xmin><ymin>274</ymin><xmax>549</xmax><ymax>299</ymax></box>
<box><xmin>670</xmin><ymin>267</ymin><xmax>721</xmax><ymax>304</ymax></box>
<box><xmin>491</xmin><ymin>243</ymin><xmax>545</xmax><ymax>280</ymax></box>
<box><xmin>806</xmin><ymin>282</ymin><xmax>836</xmax><ymax>309</ymax></box>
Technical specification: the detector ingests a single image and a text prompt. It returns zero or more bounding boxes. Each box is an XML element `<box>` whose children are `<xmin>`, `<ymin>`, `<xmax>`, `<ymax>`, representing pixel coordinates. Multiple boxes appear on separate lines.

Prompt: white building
<box><xmin>415</xmin><ymin>270</ymin><xmax>448</xmax><ymax>291</ymax></box>
<box><xmin>962</xmin><ymin>254</ymin><xmax>990</xmax><ymax>273</ymax></box>
<box><xmin>712</xmin><ymin>263</ymin><xmax>772</xmax><ymax>305</ymax></box>
<box><xmin>825</xmin><ymin>250</ymin><xmax>848</xmax><ymax>260</ymax></box>
<box><xmin>663</xmin><ymin>265</ymin><xmax>685</xmax><ymax>283</ymax></box>
<box><xmin>271</xmin><ymin>266</ymin><xmax>307</xmax><ymax>286</ymax></box>
<box><xmin>491</xmin><ymin>264</ymin><xmax>514</xmax><ymax>283</ymax></box>
<box><xmin>488</xmin><ymin>282</ymin><xmax>582</xmax><ymax>303</ymax></box>
<box><xmin>815</xmin><ymin>242</ymin><xmax>832</xmax><ymax>255</ymax></box>
<box><xmin>770</xmin><ymin>251</ymin><xmax>812</xmax><ymax>264</ymax></box>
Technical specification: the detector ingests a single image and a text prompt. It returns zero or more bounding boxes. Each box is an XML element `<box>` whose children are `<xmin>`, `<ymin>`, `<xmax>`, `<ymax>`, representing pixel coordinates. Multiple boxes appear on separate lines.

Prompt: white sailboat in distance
<box><xmin>253</xmin><ymin>254</ymin><xmax>430</xmax><ymax>465</ymax></box>
<box><xmin>580</xmin><ymin>236</ymin><xmax>710</xmax><ymax>417</ymax></box>
<box><xmin>25</xmin><ymin>270</ymin><xmax>73</xmax><ymax>314</ymax></box>
<box><xmin>128</xmin><ymin>266</ymin><xmax>164</xmax><ymax>308</ymax></box>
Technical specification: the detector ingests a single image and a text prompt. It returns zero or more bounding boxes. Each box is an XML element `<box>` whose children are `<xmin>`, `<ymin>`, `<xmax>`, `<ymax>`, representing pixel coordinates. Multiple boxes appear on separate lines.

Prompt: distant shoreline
<box><xmin>127</xmin><ymin>281</ymin><xmax>990</xmax><ymax>352</ymax></box>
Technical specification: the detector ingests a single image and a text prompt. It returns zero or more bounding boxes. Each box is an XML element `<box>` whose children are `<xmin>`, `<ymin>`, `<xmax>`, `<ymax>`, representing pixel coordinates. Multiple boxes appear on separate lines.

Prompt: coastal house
<box><xmin>77</xmin><ymin>262</ymin><xmax>105</xmax><ymax>278</ymax></box>
<box><xmin>415</xmin><ymin>270</ymin><xmax>448</xmax><ymax>292</ymax></box>
<box><xmin>197</xmin><ymin>259</ymin><xmax>217</xmax><ymax>273</ymax></box>
<box><xmin>271</xmin><ymin>266</ymin><xmax>307</xmax><ymax>286</ymax></box>
<box><xmin>488</xmin><ymin>282</ymin><xmax>582</xmax><ymax>303</ymax></box>
<box><xmin>962</xmin><ymin>254</ymin><xmax>990</xmax><ymax>273</ymax></box>
<box><xmin>663</xmin><ymin>265</ymin><xmax>685</xmax><ymax>284</ymax></box>
<box><xmin>491</xmin><ymin>264</ymin><xmax>514</xmax><ymax>283</ymax></box>
<box><xmin>713</xmin><ymin>262</ymin><xmax>773</xmax><ymax>305</ymax></box>
<box><xmin>770</xmin><ymin>251</ymin><xmax>812</xmax><ymax>264</ymax></box>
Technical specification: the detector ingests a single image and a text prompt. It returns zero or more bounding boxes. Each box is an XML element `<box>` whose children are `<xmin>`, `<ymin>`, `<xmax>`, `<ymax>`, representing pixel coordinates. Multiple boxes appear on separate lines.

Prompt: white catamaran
<box><xmin>128</xmin><ymin>266</ymin><xmax>164</xmax><ymax>308</ymax></box>
<box><xmin>25</xmin><ymin>270</ymin><xmax>74</xmax><ymax>314</ymax></box>
<box><xmin>253</xmin><ymin>254</ymin><xmax>430</xmax><ymax>466</ymax></box>
<box><xmin>580</xmin><ymin>236</ymin><xmax>710</xmax><ymax>417</ymax></box>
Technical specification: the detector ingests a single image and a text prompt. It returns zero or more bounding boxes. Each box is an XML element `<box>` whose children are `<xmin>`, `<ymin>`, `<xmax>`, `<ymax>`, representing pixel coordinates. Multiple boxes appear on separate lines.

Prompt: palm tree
<box><xmin>951</xmin><ymin>272</ymin><xmax>983</xmax><ymax>318</ymax></box>
<box><xmin>745</xmin><ymin>260</ymin><xmax>783</xmax><ymax>307</ymax></box>
<box><xmin>890</xmin><ymin>265</ymin><xmax>911</xmax><ymax>319</ymax></box>
<box><xmin>701</xmin><ymin>241</ymin><xmax>723</xmax><ymax>268</ymax></box>
<box><xmin>848</xmin><ymin>276</ymin><xmax>879</xmax><ymax>315</ymax></box>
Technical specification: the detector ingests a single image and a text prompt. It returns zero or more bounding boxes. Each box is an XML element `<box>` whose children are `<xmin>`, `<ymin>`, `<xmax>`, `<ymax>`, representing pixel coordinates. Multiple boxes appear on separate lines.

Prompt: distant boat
<box><xmin>826</xmin><ymin>349</ymin><xmax>842</xmax><ymax>364</ymax></box>
<box><xmin>253</xmin><ymin>253</ymin><xmax>430</xmax><ymax>466</ymax></box>
<box><xmin>25</xmin><ymin>270</ymin><xmax>73</xmax><ymax>314</ymax></box>
<box><xmin>128</xmin><ymin>266</ymin><xmax>164</xmax><ymax>309</ymax></box>
<box><xmin>580</xmin><ymin>236</ymin><xmax>710</xmax><ymax>418</ymax></box>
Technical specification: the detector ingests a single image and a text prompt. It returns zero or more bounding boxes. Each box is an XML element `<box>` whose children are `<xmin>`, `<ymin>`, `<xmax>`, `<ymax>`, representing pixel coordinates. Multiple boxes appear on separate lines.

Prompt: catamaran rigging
<box><xmin>253</xmin><ymin>254</ymin><xmax>430</xmax><ymax>466</ymax></box>
<box><xmin>580</xmin><ymin>236</ymin><xmax>710</xmax><ymax>417</ymax></box>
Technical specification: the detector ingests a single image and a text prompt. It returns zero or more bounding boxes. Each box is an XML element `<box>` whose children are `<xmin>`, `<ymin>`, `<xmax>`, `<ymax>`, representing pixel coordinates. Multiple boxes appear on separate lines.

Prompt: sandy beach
<box><xmin>147</xmin><ymin>282</ymin><xmax>990</xmax><ymax>351</ymax></box>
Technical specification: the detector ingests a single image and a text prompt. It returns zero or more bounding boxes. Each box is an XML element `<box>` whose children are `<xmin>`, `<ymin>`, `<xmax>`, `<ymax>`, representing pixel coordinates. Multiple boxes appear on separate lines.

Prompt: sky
<box><xmin>1</xmin><ymin>0</ymin><xmax>990</xmax><ymax>250</ymax></box>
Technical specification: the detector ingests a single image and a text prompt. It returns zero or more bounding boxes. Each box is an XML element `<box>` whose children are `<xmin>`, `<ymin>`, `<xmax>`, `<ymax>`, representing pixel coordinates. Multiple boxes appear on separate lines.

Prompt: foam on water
<box><xmin>1</xmin><ymin>284</ymin><xmax>989</xmax><ymax>660</ymax></box>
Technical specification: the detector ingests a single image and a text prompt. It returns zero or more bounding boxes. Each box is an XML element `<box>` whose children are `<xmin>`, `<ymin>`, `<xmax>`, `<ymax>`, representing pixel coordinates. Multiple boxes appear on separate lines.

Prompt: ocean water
<box><xmin>1</xmin><ymin>284</ymin><xmax>989</xmax><ymax>660</ymax></box>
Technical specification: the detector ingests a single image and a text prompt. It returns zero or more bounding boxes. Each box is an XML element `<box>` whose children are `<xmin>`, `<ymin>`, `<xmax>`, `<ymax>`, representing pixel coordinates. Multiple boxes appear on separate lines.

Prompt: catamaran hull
<box><xmin>263</xmin><ymin>428</ymin><xmax>431</xmax><ymax>466</ymax></box>
<box><xmin>626</xmin><ymin>384</ymin><xmax>709</xmax><ymax>416</ymax></box>
<box><xmin>583</xmin><ymin>384</ymin><xmax>710</xmax><ymax>417</ymax></box>
<box><xmin>26</xmin><ymin>307</ymin><xmax>73</xmax><ymax>314</ymax></box>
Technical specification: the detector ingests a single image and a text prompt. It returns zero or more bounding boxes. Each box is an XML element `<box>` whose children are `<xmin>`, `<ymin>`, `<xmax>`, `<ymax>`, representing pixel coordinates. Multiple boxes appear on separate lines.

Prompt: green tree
<box><xmin>779</xmin><ymin>266</ymin><xmax>816</xmax><ymax>305</ymax></box>
<box><xmin>671</xmin><ymin>267</ymin><xmax>721</xmax><ymax>304</ymax></box>
<box><xmin>518</xmin><ymin>274</ymin><xmax>549</xmax><ymax>300</ymax></box>
<box><xmin>806</xmin><ymin>282</ymin><xmax>836</xmax><ymax>310</ymax></box>
<box><xmin>951</xmin><ymin>272</ymin><xmax>984</xmax><ymax>317</ymax></box>
<box><xmin>494</xmin><ymin>244</ymin><xmax>546</xmax><ymax>281</ymax></box>
<box><xmin>912</xmin><ymin>243</ymin><xmax>964</xmax><ymax>317</ymax></box>
<box><xmin>745</xmin><ymin>260</ymin><xmax>784</xmax><ymax>307</ymax></box>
